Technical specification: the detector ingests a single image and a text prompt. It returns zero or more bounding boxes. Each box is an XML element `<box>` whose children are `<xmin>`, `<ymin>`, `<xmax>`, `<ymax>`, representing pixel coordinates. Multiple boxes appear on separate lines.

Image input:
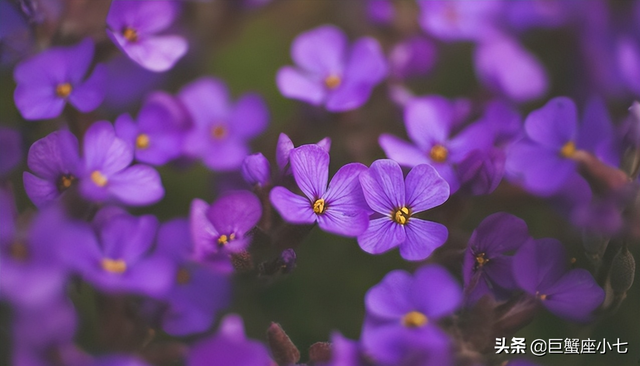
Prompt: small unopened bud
<box><xmin>241</xmin><ymin>153</ymin><xmax>271</xmax><ymax>187</ymax></box>
<box><xmin>258</xmin><ymin>249</ymin><xmax>297</xmax><ymax>276</ymax></box>
<box><xmin>267</xmin><ymin>322</ymin><xmax>300</xmax><ymax>366</ymax></box>
<box><xmin>309</xmin><ymin>342</ymin><xmax>332</xmax><ymax>363</ymax></box>
<box><xmin>610</xmin><ymin>247</ymin><xmax>636</xmax><ymax>293</ymax></box>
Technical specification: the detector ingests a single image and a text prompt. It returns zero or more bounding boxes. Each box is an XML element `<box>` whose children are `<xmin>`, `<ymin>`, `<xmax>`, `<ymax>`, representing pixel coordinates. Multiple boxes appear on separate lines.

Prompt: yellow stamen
<box><xmin>401</xmin><ymin>311</ymin><xmax>428</xmax><ymax>328</ymax></box>
<box><xmin>91</xmin><ymin>171</ymin><xmax>108</xmax><ymax>187</ymax></box>
<box><xmin>475</xmin><ymin>252</ymin><xmax>489</xmax><ymax>267</ymax></box>
<box><xmin>57</xmin><ymin>174</ymin><xmax>76</xmax><ymax>192</ymax></box>
<box><xmin>123</xmin><ymin>27</ymin><xmax>138</xmax><ymax>42</ymax></box>
<box><xmin>10</xmin><ymin>242</ymin><xmax>29</xmax><ymax>261</ymax></box>
<box><xmin>136</xmin><ymin>133</ymin><xmax>150</xmax><ymax>149</ymax></box>
<box><xmin>56</xmin><ymin>83</ymin><xmax>72</xmax><ymax>98</ymax></box>
<box><xmin>324</xmin><ymin>74</ymin><xmax>342</xmax><ymax>89</ymax></box>
<box><xmin>217</xmin><ymin>233</ymin><xmax>236</xmax><ymax>246</ymax></box>
<box><xmin>176</xmin><ymin>268</ymin><xmax>191</xmax><ymax>285</ymax></box>
<box><xmin>392</xmin><ymin>206</ymin><xmax>411</xmax><ymax>225</ymax></box>
<box><xmin>313</xmin><ymin>198</ymin><xmax>326</xmax><ymax>214</ymax></box>
<box><xmin>560</xmin><ymin>141</ymin><xmax>576</xmax><ymax>158</ymax></box>
<box><xmin>101</xmin><ymin>258</ymin><xmax>127</xmax><ymax>274</ymax></box>
<box><xmin>211</xmin><ymin>125</ymin><xmax>227</xmax><ymax>140</ymax></box>
<box><xmin>535</xmin><ymin>291</ymin><xmax>548</xmax><ymax>301</ymax></box>
<box><xmin>429</xmin><ymin>144</ymin><xmax>448</xmax><ymax>163</ymax></box>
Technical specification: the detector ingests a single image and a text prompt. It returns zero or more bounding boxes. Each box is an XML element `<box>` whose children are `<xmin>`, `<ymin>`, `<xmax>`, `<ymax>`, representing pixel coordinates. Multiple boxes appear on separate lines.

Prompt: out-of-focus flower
<box><xmin>463</xmin><ymin>212</ymin><xmax>530</xmax><ymax>304</ymax></box>
<box><xmin>270</xmin><ymin>144</ymin><xmax>369</xmax><ymax>237</ymax></box>
<box><xmin>14</xmin><ymin>38</ymin><xmax>106</xmax><ymax>120</ymax></box>
<box><xmin>357</xmin><ymin>160</ymin><xmax>449</xmax><ymax>261</ymax></box>
<box><xmin>115</xmin><ymin>91</ymin><xmax>188</xmax><ymax>165</ymax></box>
<box><xmin>389</xmin><ymin>36</ymin><xmax>437</xmax><ymax>80</ymax></box>
<box><xmin>60</xmin><ymin>209</ymin><xmax>174</xmax><ymax>297</ymax></box>
<box><xmin>241</xmin><ymin>153</ymin><xmax>271</xmax><ymax>187</ymax></box>
<box><xmin>103</xmin><ymin>55</ymin><xmax>168</xmax><ymax>112</ymax></box>
<box><xmin>367</xmin><ymin>0</ymin><xmax>395</xmax><ymax>26</ymax></box>
<box><xmin>474</xmin><ymin>34</ymin><xmax>548</xmax><ymax>102</ymax></box>
<box><xmin>513</xmin><ymin>237</ymin><xmax>604</xmax><ymax>322</ymax></box>
<box><xmin>179</xmin><ymin>77</ymin><xmax>268</xmax><ymax>171</ymax></box>
<box><xmin>106</xmin><ymin>0</ymin><xmax>187</xmax><ymax>72</ymax></box>
<box><xmin>0</xmin><ymin>127</ymin><xmax>22</xmax><ymax>176</ymax></box>
<box><xmin>457</xmin><ymin>147</ymin><xmax>505</xmax><ymax>196</ymax></box>
<box><xmin>361</xmin><ymin>265</ymin><xmax>461</xmax><ymax>366</ymax></box>
<box><xmin>190</xmin><ymin>191</ymin><xmax>262</xmax><ymax>262</ymax></box>
<box><xmin>506</xmin><ymin>97</ymin><xmax>588</xmax><ymax>196</ymax></box>
<box><xmin>155</xmin><ymin>218</ymin><xmax>231</xmax><ymax>336</ymax></box>
<box><xmin>0</xmin><ymin>193</ymin><xmax>67</xmax><ymax>306</ymax></box>
<box><xmin>188</xmin><ymin>314</ymin><xmax>273</xmax><ymax>366</ymax></box>
<box><xmin>379</xmin><ymin>96</ymin><xmax>493</xmax><ymax>193</ymax></box>
<box><xmin>417</xmin><ymin>0</ymin><xmax>502</xmax><ymax>42</ymax></box>
<box><xmin>277</xmin><ymin>25</ymin><xmax>387</xmax><ymax>112</ymax></box>
<box><xmin>276</xmin><ymin>132</ymin><xmax>331</xmax><ymax>175</ymax></box>
<box><xmin>0</xmin><ymin>0</ymin><xmax>33</xmax><ymax>66</ymax></box>
<box><xmin>317</xmin><ymin>332</ymin><xmax>368</xmax><ymax>366</ymax></box>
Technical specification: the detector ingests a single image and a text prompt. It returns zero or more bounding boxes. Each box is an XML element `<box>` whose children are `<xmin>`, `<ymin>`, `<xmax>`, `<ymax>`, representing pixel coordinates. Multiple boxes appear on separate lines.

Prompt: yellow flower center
<box><xmin>57</xmin><ymin>174</ymin><xmax>77</xmax><ymax>192</ymax></box>
<box><xmin>475</xmin><ymin>252</ymin><xmax>489</xmax><ymax>268</ymax></box>
<box><xmin>136</xmin><ymin>133</ymin><xmax>150</xmax><ymax>149</ymax></box>
<box><xmin>535</xmin><ymin>291</ymin><xmax>548</xmax><ymax>301</ymax></box>
<box><xmin>56</xmin><ymin>83</ymin><xmax>72</xmax><ymax>98</ymax></box>
<box><xmin>123</xmin><ymin>27</ymin><xmax>138</xmax><ymax>42</ymax></box>
<box><xmin>313</xmin><ymin>198</ymin><xmax>326</xmax><ymax>214</ymax></box>
<box><xmin>401</xmin><ymin>311</ymin><xmax>428</xmax><ymax>328</ymax></box>
<box><xmin>560</xmin><ymin>140</ymin><xmax>576</xmax><ymax>158</ymax></box>
<box><xmin>176</xmin><ymin>268</ymin><xmax>191</xmax><ymax>285</ymax></box>
<box><xmin>429</xmin><ymin>144</ymin><xmax>448</xmax><ymax>163</ymax></box>
<box><xmin>10</xmin><ymin>242</ymin><xmax>29</xmax><ymax>261</ymax></box>
<box><xmin>211</xmin><ymin>125</ymin><xmax>227</xmax><ymax>140</ymax></box>
<box><xmin>91</xmin><ymin>171</ymin><xmax>108</xmax><ymax>187</ymax></box>
<box><xmin>392</xmin><ymin>206</ymin><xmax>411</xmax><ymax>225</ymax></box>
<box><xmin>217</xmin><ymin>233</ymin><xmax>236</xmax><ymax>246</ymax></box>
<box><xmin>324</xmin><ymin>74</ymin><xmax>342</xmax><ymax>89</ymax></box>
<box><xmin>101</xmin><ymin>258</ymin><xmax>127</xmax><ymax>274</ymax></box>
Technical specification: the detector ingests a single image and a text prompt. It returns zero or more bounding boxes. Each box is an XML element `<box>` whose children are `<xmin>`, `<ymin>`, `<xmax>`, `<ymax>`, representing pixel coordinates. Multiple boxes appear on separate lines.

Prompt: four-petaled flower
<box><xmin>277</xmin><ymin>25</ymin><xmax>387</xmax><ymax>112</ymax></box>
<box><xmin>14</xmin><ymin>38</ymin><xmax>106</xmax><ymax>120</ymax></box>
<box><xmin>358</xmin><ymin>159</ymin><xmax>450</xmax><ymax>261</ymax></box>
<box><xmin>270</xmin><ymin>144</ymin><xmax>369</xmax><ymax>237</ymax></box>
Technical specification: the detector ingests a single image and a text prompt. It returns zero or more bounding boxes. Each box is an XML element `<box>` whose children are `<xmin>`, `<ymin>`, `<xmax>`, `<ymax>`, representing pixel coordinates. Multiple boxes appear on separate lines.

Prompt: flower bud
<box><xmin>309</xmin><ymin>342</ymin><xmax>332</xmax><ymax>363</ymax></box>
<box><xmin>610</xmin><ymin>247</ymin><xmax>635</xmax><ymax>293</ymax></box>
<box><xmin>241</xmin><ymin>153</ymin><xmax>271</xmax><ymax>187</ymax></box>
<box><xmin>267</xmin><ymin>322</ymin><xmax>300</xmax><ymax>366</ymax></box>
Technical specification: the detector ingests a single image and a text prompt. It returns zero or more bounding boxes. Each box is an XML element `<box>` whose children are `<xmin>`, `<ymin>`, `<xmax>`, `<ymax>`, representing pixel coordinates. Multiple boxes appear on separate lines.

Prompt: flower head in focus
<box><xmin>358</xmin><ymin>159</ymin><xmax>449</xmax><ymax>261</ymax></box>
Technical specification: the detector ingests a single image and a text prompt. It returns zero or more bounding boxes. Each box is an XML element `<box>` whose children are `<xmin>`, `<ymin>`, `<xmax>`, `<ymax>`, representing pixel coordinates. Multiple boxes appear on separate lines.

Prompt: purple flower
<box><xmin>277</xmin><ymin>25</ymin><xmax>387</xmax><ymax>112</ymax></box>
<box><xmin>179</xmin><ymin>77</ymin><xmax>269</xmax><ymax>171</ymax></box>
<box><xmin>357</xmin><ymin>160</ymin><xmax>449</xmax><ymax>261</ymax></box>
<box><xmin>361</xmin><ymin>265</ymin><xmax>461</xmax><ymax>366</ymax></box>
<box><xmin>0</xmin><ymin>127</ymin><xmax>22</xmax><ymax>176</ymax></box>
<box><xmin>506</xmin><ymin>97</ymin><xmax>585</xmax><ymax>195</ymax></box>
<box><xmin>379</xmin><ymin>96</ymin><xmax>494</xmax><ymax>193</ymax></box>
<box><xmin>276</xmin><ymin>132</ymin><xmax>331</xmax><ymax>175</ymax></box>
<box><xmin>317</xmin><ymin>332</ymin><xmax>368</xmax><ymax>366</ymax></box>
<box><xmin>14</xmin><ymin>38</ymin><xmax>106</xmax><ymax>120</ymax></box>
<box><xmin>367</xmin><ymin>0</ymin><xmax>395</xmax><ymax>26</ymax></box>
<box><xmin>155</xmin><ymin>218</ymin><xmax>231</xmax><ymax>336</ymax></box>
<box><xmin>389</xmin><ymin>36</ymin><xmax>437</xmax><ymax>80</ymax></box>
<box><xmin>115</xmin><ymin>91</ymin><xmax>188</xmax><ymax>165</ymax></box>
<box><xmin>457</xmin><ymin>148</ymin><xmax>505</xmax><ymax>196</ymax></box>
<box><xmin>79</xmin><ymin>121</ymin><xmax>164</xmax><ymax>206</ymax></box>
<box><xmin>23</xmin><ymin>129</ymin><xmax>82</xmax><ymax>207</ymax></box>
<box><xmin>103</xmin><ymin>55</ymin><xmax>168</xmax><ymax>112</ymax></box>
<box><xmin>513</xmin><ymin>237</ymin><xmax>605</xmax><ymax>322</ymax></box>
<box><xmin>463</xmin><ymin>212</ymin><xmax>530</xmax><ymax>304</ymax></box>
<box><xmin>190</xmin><ymin>191</ymin><xmax>262</xmax><ymax>263</ymax></box>
<box><xmin>92</xmin><ymin>355</ymin><xmax>152</xmax><ymax>366</ymax></box>
<box><xmin>270</xmin><ymin>144</ymin><xmax>369</xmax><ymax>237</ymax></box>
<box><xmin>24</xmin><ymin>122</ymin><xmax>164</xmax><ymax>207</ymax></box>
<box><xmin>60</xmin><ymin>209</ymin><xmax>175</xmax><ymax>297</ymax></box>
<box><xmin>0</xmin><ymin>193</ymin><xmax>67</xmax><ymax>307</ymax></box>
<box><xmin>474</xmin><ymin>34</ymin><xmax>548</xmax><ymax>102</ymax></box>
<box><xmin>188</xmin><ymin>314</ymin><xmax>273</xmax><ymax>366</ymax></box>
<box><xmin>106</xmin><ymin>0</ymin><xmax>188</xmax><ymax>72</ymax></box>
<box><xmin>241</xmin><ymin>153</ymin><xmax>271</xmax><ymax>187</ymax></box>
<box><xmin>0</xmin><ymin>0</ymin><xmax>32</xmax><ymax>66</ymax></box>
<box><xmin>418</xmin><ymin>0</ymin><xmax>502</xmax><ymax>42</ymax></box>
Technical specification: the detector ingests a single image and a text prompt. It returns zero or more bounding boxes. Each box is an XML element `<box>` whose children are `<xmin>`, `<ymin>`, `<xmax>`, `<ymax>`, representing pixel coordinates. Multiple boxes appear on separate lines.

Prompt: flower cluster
<box><xmin>2</xmin><ymin>1</ymin><xmax>639</xmax><ymax>366</ymax></box>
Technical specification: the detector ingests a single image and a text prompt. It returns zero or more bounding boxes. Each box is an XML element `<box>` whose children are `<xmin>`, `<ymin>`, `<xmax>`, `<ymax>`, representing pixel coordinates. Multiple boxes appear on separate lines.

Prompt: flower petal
<box><xmin>324</xmin><ymin>162</ymin><xmax>368</xmax><ymax>210</ymax></box>
<box><xmin>399</xmin><ymin>219</ymin><xmax>448</xmax><ymax>261</ymax></box>
<box><xmin>379</xmin><ymin>133</ymin><xmax>431</xmax><ymax>168</ymax></box>
<box><xmin>291</xmin><ymin>25</ymin><xmax>347</xmax><ymax>75</ymax></box>
<box><xmin>207</xmin><ymin>191</ymin><xmax>261</xmax><ymax>237</ymax></box>
<box><xmin>317</xmin><ymin>208</ymin><xmax>369</xmax><ymax>237</ymax></box>
<box><xmin>404</xmin><ymin>97</ymin><xmax>452</xmax><ymax>150</ymax></box>
<box><xmin>269</xmin><ymin>187</ymin><xmax>316</xmax><ymax>224</ymax></box>
<box><xmin>542</xmin><ymin>269</ymin><xmax>605</xmax><ymax>322</ymax></box>
<box><xmin>107</xmin><ymin>164</ymin><xmax>164</xmax><ymax>206</ymax></box>
<box><xmin>365</xmin><ymin>269</ymin><xmax>414</xmax><ymax>319</ymax></box>
<box><xmin>276</xmin><ymin>66</ymin><xmax>326</xmax><ymax>105</ymax></box>
<box><xmin>359</xmin><ymin>159</ymin><xmax>405</xmax><ymax>213</ymax></box>
<box><xmin>524</xmin><ymin>96</ymin><xmax>577</xmax><ymax>148</ymax></box>
<box><xmin>23</xmin><ymin>172</ymin><xmax>59</xmax><ymax>207</ymax></box>
<box><xmin>68</xmin><ymin>63</ymin><xmax>106</xmax><ymax>113</ymax></box>
<box><xmin>357</xmin><ymin>217</ymin><xmax>406</xmax><ymax>255</ymax></box>
<box><xmin>230</xmin><ymin>93</ymin><xmax>268</xmax><ymax>139</ymax></box>
<box><xmin>412</xmin><ymin>264</ymin><xmax>462</xmax><ymax>319</ymax></box>
<box><xmin>83</xmin><ymin>121</ymin><xmax>133</xmax><ymax>174</ymax></box>
<box><xmin>405</xmin><ymin>164</ymin><xmax>450</xmax><ymax>213</ymax></box>
<box><xmin>290</xmin><ymin>144</ymin><xmax>329</xmax><ymax>200</ymax></box>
